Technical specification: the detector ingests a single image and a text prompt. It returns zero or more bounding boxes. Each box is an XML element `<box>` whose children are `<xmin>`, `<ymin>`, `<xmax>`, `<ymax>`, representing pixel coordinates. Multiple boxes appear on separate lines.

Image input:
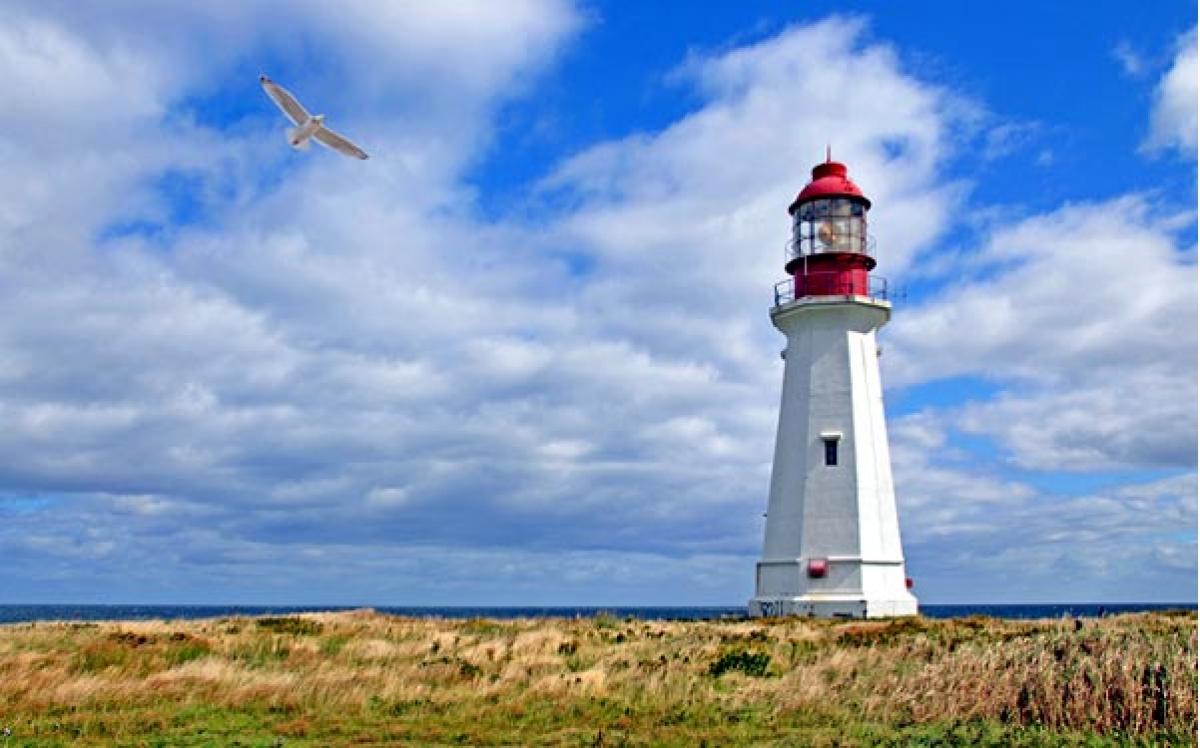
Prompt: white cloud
<box><xmin>0</xmin><ymin>491</ymin><xmax>752</xmax><ymax>604</ymax></box>
<box><xmin>1113</xmin><ymin>41</ymin><xmax>1145</xmax><ymax>76</ymax></box>
<box><xmin>544</xmin><ymin>17</ymin><xmax>967</xmax><ymax>279</ymax></box>
<box><xmin>0</xmin><ymin>6</ymin><xmax>1192</xmax><ymax>606</ymax></box>
<box><xmin>890</xmin><ymin>412</ymin><xmax>1036</xmax><ymax>513</ymax></box>
<box><xmin>886</xmin><ymin>411</ymin><xmax>1195</xmax><ymax>603</ymax></box>
<box><xmin>0</xmin><ymin>15</ymin><xmax>165</xmax><ymax>130</ymax></box>
<box><xmin>902</xmin><ymin>466</ymin><xmax>1197</xmax><ymax>603</ymax></box>
<box><xmin>888</xmin><ymin>195</ymin><xmax>1196</xmax><ymax>471</ymax></box>
<box><xmin>1144</xmin><ymin>27</ymin><xmax>1197</xmax><ymax>156</ymax></box>
<box><xmin>982</xmin><ymin>121</ymin><xmax>1041</xmax><ymax>161</ymax></box>
<box><xmin>877</xmin><ymin>189</ymin><xmax>1196</xmax><ymax>600</ymax></box>
<box><xmin>955</xmin><ymin>369</ymin><xmax>1195</xmax><ymax>471</ymax></box>
<box><xmin>0</xmin><ymin>12</ymin><xmax>971</xmax><ymax>603</ymax></box>
<box><xmin>365</xmin><ymin>487</ymin><xmax>411</xmax><ymax>508</ymax></box>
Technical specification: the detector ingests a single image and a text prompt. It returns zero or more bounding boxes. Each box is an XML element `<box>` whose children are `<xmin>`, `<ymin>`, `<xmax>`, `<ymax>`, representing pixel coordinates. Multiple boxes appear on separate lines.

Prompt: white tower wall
<box><xmin>750</xmin><ymin>294</ymin><xmax>917</xmax><ymax>618</ymax></box>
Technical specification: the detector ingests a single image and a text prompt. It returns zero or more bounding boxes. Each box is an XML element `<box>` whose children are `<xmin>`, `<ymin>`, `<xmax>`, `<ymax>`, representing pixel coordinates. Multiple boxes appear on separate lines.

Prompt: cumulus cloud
<box><xmin>0</xmin><ymin>6</ymin><xmax>1192</xmax><ymax>605</ymax></box>
<box><xmin>544</xmin><ymin>17</ymin><xmax>966</xmax><ymax>279</ymax></box>
<box><xmin>1143</xmin><ymin>27</ymin><xmax>1197</xmax><ymax>156</ymax></box>
<box><xmin>1112</xmin><ymin>41</ymin><xmax>1145</xmax><ymax>77</ymax></box>
<box><xmin>0</xmin><ymin>490</ymin><xmax>749</xmax><ymax>604</ymax></box>
<box><xmin>886</xmin><ymin>410</ymin><xmax>1196</xmax><ymax>602</ymax></box>
<box><xmin>879</xmin><ymin>193</ymin><xmax>1196</xmax><ymax>601</ymax></box>
<box><xmin>888</xmin><ymin>196</ymin><xmax>1196</xmax><ymax>471</ymax></box>
<box><xmin>982</xmin><ymin>122</ymin><xmax>1042</xmax><ymax>162</ymax></box>
<box><xmin>904</xmin><ymin>468</ymin><xmax>1196</xmax><ymax>603</ymax></box>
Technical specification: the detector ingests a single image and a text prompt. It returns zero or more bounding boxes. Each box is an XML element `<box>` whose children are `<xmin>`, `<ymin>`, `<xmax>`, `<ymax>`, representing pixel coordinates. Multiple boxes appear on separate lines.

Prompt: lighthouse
<box><xmin>749</xmin><ymin>157</ymin><xmax>918</xmax><ymax>619</ymax></box>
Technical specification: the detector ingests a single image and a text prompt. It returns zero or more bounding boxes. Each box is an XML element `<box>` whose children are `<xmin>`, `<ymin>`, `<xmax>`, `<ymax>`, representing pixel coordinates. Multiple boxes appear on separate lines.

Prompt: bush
<box><xmin>709</xmin><ymin>650</ymin><xmax>771</xmax><ymax>677</ymax></box>
<box><xmin>255</xmin><ymin>617</ymin><xmax>322</xmax><ymax>636</ymax></box>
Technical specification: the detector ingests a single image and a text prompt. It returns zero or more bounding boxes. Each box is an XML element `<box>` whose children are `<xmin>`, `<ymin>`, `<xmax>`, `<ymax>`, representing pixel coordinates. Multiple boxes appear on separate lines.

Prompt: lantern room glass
<box><xmin>791</xmin><ymin>198</ymin><xmax>867</xmax><ymax>258</ymax></box>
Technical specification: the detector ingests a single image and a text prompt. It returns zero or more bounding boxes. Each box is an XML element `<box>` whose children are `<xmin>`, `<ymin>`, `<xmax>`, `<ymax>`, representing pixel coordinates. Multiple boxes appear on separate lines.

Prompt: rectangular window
<box><xmin>824</xmin><ymin>438</ymin><xmax>838</xmax><ymax>466</ymax></box>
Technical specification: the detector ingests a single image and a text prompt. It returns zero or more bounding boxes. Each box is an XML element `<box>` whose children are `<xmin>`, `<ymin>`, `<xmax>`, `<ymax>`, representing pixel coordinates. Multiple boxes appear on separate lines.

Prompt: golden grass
<box><xmin>0</xmin><ymin>610</ymin><xmax>1193</xmax><ymax>746</ymax></box>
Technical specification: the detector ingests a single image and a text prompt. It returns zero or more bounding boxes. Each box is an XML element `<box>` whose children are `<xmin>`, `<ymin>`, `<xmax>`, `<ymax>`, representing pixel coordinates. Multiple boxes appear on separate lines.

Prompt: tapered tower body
<box><xmin>749</xmin><ymin>158</ymin><xmax>917</xmax><ymax>618</ymax></box>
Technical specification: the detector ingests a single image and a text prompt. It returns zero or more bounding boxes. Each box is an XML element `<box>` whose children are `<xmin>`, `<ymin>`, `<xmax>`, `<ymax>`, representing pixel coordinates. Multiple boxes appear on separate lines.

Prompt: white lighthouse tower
<box><xmin>749</xmin><ymin>157</ymin><xmax>918</xmax><ymax>619</ymax></box>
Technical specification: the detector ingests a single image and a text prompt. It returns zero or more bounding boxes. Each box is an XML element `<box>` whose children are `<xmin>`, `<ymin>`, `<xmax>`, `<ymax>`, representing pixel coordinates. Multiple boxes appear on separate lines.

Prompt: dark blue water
<box><xmin>0</xmin><ymin>602</ymin><xmax>1192</xmax><ymax>624</ymax></box>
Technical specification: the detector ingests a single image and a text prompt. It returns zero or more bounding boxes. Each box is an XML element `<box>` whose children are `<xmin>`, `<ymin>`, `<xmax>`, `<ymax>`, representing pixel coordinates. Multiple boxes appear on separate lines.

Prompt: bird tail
<box><xmin>287</xmin><ymin>127</ymin><xmax>311</xmax><ymax>150</ymax></box>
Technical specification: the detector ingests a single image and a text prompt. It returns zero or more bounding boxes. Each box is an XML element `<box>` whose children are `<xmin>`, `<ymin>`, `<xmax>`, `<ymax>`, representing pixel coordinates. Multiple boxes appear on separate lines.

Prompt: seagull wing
<box><xmin>313</xmin><ymin>125</ymin><xmax>369</xmax><ymax>160</ymax></box>
<box><xmin>259</xmin><ymin>75</ymin><xmax>310</xmax><ymax>125</ymax></box>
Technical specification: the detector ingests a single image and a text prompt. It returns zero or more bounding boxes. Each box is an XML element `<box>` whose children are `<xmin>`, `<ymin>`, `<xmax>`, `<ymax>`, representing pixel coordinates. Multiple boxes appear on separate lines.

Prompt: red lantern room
<box><xmin>783</xmin><ymin>156</ymin><xmax>875</xmax><ymax>299</ymax></box>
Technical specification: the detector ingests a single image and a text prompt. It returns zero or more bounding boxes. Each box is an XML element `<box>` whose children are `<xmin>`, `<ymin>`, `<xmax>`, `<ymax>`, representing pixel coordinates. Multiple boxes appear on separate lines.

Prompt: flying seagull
<box><xmin>259</xmin><ymin>74</ymin><xmax>369</xmax><ymax>160</ymax></box>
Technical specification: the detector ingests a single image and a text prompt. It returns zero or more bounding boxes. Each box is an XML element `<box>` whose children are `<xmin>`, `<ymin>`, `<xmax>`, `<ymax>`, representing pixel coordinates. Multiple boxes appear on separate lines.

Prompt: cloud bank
<box><xmin>1144</xmin><ymin>27</ymin><xmax>1198</xmax><ymax>156</ymax></box>
<box><xmin>0</xmin><ymin>6</ymin><xmax>1193</xmax><ymax>604</ymax></box>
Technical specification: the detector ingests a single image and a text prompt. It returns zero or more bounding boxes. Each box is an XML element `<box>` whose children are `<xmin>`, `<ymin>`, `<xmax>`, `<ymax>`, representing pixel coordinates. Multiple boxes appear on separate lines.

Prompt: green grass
<box><xmin>0</xmin><ymin>610</ymin><xmax>1193</xmax><ymax>746</ymax></box>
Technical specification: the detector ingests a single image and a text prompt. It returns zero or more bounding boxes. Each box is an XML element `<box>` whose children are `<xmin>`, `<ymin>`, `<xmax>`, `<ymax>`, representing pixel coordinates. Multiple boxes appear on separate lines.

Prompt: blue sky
<box><xmin>0</xmin><ymin>1</ymin><xmax>1194</xmax><ymax>606</ymax></box>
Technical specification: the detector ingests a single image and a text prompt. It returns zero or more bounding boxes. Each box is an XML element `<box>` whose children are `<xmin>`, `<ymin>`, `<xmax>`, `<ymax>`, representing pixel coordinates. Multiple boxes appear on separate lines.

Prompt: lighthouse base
<box><xmin>748</xmin><ymin>593</ymin><xmax>917</xmax><ymax>619</ymax></box>
<box><xmin>749</xmin><ymin>558</ymin><xmax>918</xmax><ymax>619</ymax></box>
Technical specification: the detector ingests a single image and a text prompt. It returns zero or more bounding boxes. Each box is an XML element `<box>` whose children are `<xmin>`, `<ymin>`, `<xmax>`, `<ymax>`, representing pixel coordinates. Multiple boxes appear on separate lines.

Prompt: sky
<box><xmin>0</xmin><ymin>0</ymin><xmax>1195</xmax><ymax>606</ymax></box>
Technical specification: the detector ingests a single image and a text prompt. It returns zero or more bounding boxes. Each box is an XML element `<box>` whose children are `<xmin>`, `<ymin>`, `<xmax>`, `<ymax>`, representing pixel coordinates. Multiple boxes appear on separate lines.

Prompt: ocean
<box><xmin>0</xmin><ymin>602</ymin><xmax>1192</xmax><ymax>624</ymax></box>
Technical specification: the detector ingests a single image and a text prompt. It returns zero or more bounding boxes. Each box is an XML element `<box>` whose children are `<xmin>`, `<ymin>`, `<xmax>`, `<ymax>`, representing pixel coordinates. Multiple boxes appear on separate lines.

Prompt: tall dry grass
<box><xmin>0</xmin><ymin>609</ymin><xmax>1193</xmax><ymax>744</ymax></box>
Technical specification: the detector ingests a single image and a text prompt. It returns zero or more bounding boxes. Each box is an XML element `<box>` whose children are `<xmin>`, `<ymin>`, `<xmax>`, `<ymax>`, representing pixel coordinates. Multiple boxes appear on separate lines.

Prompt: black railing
<box><xmin>773</xmin><ymin>273</ymin><xmax>889</xmax><ymax>306</ymax></box>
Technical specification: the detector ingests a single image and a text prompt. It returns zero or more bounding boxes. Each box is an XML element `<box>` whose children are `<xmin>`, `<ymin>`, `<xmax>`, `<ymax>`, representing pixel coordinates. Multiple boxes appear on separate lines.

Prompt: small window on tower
<box><xmin>823</xmin><ymin>438</ymin><xmax>838</xmax><ymax>466</ymax></box>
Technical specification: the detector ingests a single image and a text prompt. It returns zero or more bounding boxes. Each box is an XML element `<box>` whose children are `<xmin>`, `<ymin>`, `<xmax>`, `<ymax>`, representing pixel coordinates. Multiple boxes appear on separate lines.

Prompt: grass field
<box><xmin>0</xmin><ymin>610</ymin><xmax>1194</xmax><ymax>746</ymax></box>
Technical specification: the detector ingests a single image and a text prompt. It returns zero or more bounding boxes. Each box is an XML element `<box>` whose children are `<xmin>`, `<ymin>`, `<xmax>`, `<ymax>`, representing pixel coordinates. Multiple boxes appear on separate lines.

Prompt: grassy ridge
<box><xmin>0</xmin><ymin>610</ymin><xmax>1193</xmax><ymax>746</ymax></box>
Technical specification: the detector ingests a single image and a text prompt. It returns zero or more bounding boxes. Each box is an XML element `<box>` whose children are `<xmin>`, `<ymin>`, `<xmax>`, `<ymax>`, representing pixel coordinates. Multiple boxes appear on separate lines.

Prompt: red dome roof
<box><xmin>787</xmin><ymin>160</ymin><xmax>871</xmax><ymax>214</ymax></box>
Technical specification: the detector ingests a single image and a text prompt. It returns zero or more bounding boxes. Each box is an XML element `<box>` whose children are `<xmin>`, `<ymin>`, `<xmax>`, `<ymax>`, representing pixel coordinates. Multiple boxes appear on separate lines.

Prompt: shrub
<box><xmin>458</xmin><ymin>660</ymin><xmax>482</xmax><ymax>679</ymax></box>
<box><xmin>708</xmin><ymin>650</ymin><xmax>771</xmax><ymax>677</ymax></box>
<box><xmin>255</xmin><ymin>617</ymin><xmax>322</xmax><ymax>636</ymax></box>
<box><xmin>593</xmin><ymin>613</ymin><xmax>620</xmax><ymax>630</ymax></box>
